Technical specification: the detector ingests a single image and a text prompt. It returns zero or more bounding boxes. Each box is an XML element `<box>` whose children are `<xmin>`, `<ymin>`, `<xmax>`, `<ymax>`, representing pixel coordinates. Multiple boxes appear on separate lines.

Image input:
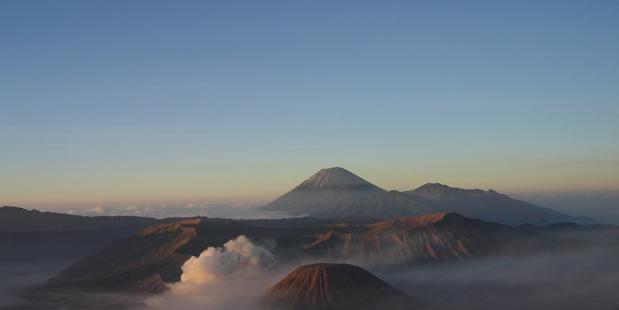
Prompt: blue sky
<box><xmin>1</xmin><ymin>0</ymin><xmax>618</xmax><ymax>209</ymax></box>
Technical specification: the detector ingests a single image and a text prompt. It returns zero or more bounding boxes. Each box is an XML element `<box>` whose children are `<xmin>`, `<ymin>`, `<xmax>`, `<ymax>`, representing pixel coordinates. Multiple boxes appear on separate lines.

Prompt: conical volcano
<box><xmin>263</xmin><ymin>167</ymin><xmax>386</xmax><ymax>216</ymax></box>
<box><xmin>263</xmin><ymin>263</ymin><xmax>422</xmax><ymax>310</ymax></box>
<box><xmin>293</xmin><ymin>167</ymin><xmax>383</xmax><ymax>191</ymax></box>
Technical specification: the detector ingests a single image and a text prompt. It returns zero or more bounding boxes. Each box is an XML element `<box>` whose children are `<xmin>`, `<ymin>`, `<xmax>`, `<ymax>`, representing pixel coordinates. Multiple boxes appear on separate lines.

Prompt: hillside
<box><xmin>406</xmin><ymin>183</ymin><xmax>591</xmax><ymax>225</ymax></box>
<box><xmin>42</xmin><ymin>219</ymin><xmax>199</xmax><ymax>293</ymax></box>
<box><xmin>39</xmin><ymin>217</ymin><xmax>323</xmax><ymax>293</ymax></box>
<box><xmin>303</xmin><ymin>212</ymin><xmax>530</xmax><ymax>264</ymax></box>
<box><xmin>0</xmin><ymin>206</ymin><xmax>157</xmax><ymax>262</ymax></box>
<box><xmin>263</xmin><ymin>167</ymin><xmax>387</xmax><ymax>216</ymax></box>
<box><xmin>0</xmin><ymin>206</ymin><xmax>156</xmax><ymax>233</ymax></box>
<box><xmin>263</xmin><ymin>263</ymin><xmax>422</xmax><ymax>310</ymax></box>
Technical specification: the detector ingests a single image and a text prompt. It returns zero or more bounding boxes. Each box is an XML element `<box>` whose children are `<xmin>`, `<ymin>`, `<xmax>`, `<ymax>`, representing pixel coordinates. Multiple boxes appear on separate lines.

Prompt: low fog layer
<box><xmin>73</xmin><ymin>204</ymin><xmax>292</xmax><ymax>219</ymax></box>
<box><xmin>0</xmin><ymin>260</ymin><xmax>74</xmax><ymax>308</ymax></box>
<box><xmin>144</xmin><ymin>236</ymin><xmax>619</xmax><ymax>310</ymax></box>
<box><xmin>512</xmin><ymin>190</ymin><xmax>619</xmax><ymax>224</ymax></box>
<box><xmin>382</xmin><ymin>246</ymin><xmax>619</xmax><ymax>310</ymax></box>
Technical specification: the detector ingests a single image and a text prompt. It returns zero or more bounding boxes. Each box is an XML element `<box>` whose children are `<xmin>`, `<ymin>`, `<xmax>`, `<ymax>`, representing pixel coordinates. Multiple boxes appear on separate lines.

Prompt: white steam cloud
<box><xmin>180</xmin><ymin>235</ymin><xmax>275</xmax><ymax>284</ymax></box>
<box><xmin>145</xmin><ymin>235</ymin><xmax>281</xmax><ymax>310</ymax></box>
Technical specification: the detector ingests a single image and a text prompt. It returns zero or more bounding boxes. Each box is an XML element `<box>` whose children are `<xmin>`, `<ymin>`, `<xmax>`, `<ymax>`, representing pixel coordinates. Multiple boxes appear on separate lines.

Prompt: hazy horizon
<box><xmin>2</xmin><ymin>1</ymin><xmax>618</xmax><ymax>213</ymax></box>
<box><xmin>5</xmin><ymin>166</ymin><xmax>619</xmax><ymax>224</ymax></box>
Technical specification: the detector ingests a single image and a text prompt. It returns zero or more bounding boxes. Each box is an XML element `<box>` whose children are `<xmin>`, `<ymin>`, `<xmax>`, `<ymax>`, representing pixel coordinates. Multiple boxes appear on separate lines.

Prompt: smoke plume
<box><xmin>180</xmin><ymin>235</ymin><xmax>275</xmax><ymax>284</ymax></box>
<box><xmin>145</xmin><ymin>235</ymin><xmax>281</xmax><ymax>310</ymax></box>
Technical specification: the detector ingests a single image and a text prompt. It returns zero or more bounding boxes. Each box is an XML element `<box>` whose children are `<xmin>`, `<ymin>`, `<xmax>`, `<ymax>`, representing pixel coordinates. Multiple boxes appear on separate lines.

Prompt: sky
<box><xmin>1</xmin><ymin>0</ymin><xmax>618</xmax><ymax>211</ymax></box>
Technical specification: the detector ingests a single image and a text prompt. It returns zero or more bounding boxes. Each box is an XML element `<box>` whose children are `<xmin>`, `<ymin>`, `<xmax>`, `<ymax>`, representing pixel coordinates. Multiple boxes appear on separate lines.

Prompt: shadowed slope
<box><xmin>263</xmin><ymin>167</ymin><xmax>386</xmax><ymax>216</ymax></box>
<box><xmin>406</xmin><ymin>183</ymin><xmax>590</xmax><ymax>225</ymax></box>
<box><xmin>0</xmin><ymin>206</ymin><xmax>156</xmax><ymax>233</ymax></box>
<box><xmin>0</xmin><ymin>206</ymin><xmax>157</xmax><ymax>262</ymax></box>
<box><xmin>318</xmin><ymin>190</ymin><xmax>437</xmax><ymax>218</ymax></box>
<box><xmin>263</xmin><ymin>168</ymin><xmax>438</xmax><ymax>218</ymax></box>
<box><xmin>41</xmin><ymin>219</ymin><xmax>199</xmax><ymax>293</ymax></box>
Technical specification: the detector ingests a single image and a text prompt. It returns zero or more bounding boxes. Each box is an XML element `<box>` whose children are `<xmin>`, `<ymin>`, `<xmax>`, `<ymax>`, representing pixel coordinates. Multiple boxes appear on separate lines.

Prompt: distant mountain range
<box><xmin>264</xmin><ymin>167</ymin><xmax>592</xmax><ymax>225</ymax></box>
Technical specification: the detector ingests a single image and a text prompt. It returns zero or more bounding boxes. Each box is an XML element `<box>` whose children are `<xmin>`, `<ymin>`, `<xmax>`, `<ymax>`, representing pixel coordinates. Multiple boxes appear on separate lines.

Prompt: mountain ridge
<box><xmin>34</xmin><ymin>212</ymin><xmax>614</xmax><ymax>297</ymax></box>
<box><xmin>263</xmin><ymin>168</ymin><xmax>590</xmax><ymax>225</ymax></box>
<box><xmin>303</xmin><ymin>212</ymin><xmax>516</xmax><ymax>264</ymax></box>
<box><xmin>405</xmin><ymin>183</ymin><xmax>590</xmax><ymax>225</ymax></box>
<box><xmin>0</xmin><ymin>206</ymin><xmax>156</xmax><ymax>233</ymax></box>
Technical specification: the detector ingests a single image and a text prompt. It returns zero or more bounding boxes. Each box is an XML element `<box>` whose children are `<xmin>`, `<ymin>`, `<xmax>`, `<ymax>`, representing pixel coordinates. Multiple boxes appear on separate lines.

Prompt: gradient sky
<box><xmin>1</xmin><ymin>0</ymin><xmax>618</xmax><ymax>210</ymax></box>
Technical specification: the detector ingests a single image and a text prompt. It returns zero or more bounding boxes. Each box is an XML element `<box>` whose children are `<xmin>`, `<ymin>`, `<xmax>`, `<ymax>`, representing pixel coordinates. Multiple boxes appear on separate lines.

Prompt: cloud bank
<box><xmin>74</xmin><ymin>204</ymin><xmax>292</xmax><ymax>219</ymax></box>
<box><xmin>381</xmin><ymin>246</ymin><xmax>619</xmax><ymax>310</ymax></box>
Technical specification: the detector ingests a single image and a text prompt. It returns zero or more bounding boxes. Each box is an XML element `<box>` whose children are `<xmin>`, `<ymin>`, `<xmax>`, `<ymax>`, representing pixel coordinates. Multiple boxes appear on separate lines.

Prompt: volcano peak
<box><xmin>295</xmin><ymin>167</ymin><xmax>382</xmax><ymax>191</ymax></box>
